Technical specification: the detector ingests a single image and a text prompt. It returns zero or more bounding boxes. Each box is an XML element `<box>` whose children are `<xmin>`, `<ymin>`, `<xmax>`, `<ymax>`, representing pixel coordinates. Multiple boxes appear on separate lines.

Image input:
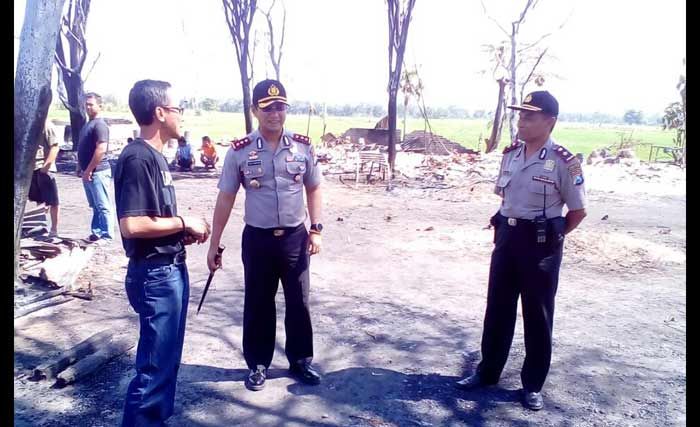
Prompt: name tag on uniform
<box><xmin>532</xmin><ymin>175</ymin><xmax>556</xmax><ymax>185</ymax></box>
<box><xmin>544</xmin><ymin>160</ymin><xmax>555</xmax><ymax>172</ymax></box>
<box><xmin>247</xmin><ymin>160</ymin><xmax>262</xmax><ymax>166</ymax></box>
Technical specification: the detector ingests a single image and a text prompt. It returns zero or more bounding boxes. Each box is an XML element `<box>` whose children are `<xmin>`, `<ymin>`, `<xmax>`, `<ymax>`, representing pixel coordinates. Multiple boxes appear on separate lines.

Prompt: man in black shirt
<box><xmin>115</xmin><ymin>79</ymin><xmax>210</xmax><ymax>426</ymax></box>
<box><xmin>77</xmin><ymin>92</ymin><xmax>115</xmax><ymax>241</ymax></box>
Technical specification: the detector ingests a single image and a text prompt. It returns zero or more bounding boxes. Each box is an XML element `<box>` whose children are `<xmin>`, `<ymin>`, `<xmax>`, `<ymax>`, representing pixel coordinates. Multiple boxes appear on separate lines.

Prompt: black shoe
<box><xmin>454</xmin><ymin>372</ymin><xmax>494</xmax><ymax>390</ymax></box>
<box><xmin>88</xmin><ymin>234</ymin><xmax>100</xmax><ymax>242</ymax></box>
<box><xmin>245</xmin><ymin>365</ymin><xmax>267</xmax><ymax>391</ymax></box>
<box><xmin>289</xmin><ymin>361</ymin><xmax>321</xmax><ymax>385</ymax></box>
<box><xmin>523</xmin><ymin>390</ymin><xmax>544</xmax><ymax>411</ymax></box>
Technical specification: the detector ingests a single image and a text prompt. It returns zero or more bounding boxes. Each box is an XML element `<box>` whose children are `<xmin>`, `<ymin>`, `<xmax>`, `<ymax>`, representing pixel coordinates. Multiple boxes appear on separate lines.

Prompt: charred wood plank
<box><xmin>31</xmin><ymin>330</ymin><xmax>113</xmax><ymax>380</ymax></box>
<box><xmin>55</xmin><ymin>336</ymin><xmax>134</xmax><ymax>387</ymax></box>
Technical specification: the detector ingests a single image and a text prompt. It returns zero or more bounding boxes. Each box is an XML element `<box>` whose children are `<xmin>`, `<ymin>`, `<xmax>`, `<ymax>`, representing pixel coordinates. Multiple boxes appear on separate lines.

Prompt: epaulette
<box><xmin>502</xmin><ymin>141</ymin><xmax>522</xmax><ymax>154</ymax></box>
<box><xmin>552</xmin><ymin>144</ymin><xmax>576</xmax><ymax>163</ymax></box>
<box><xmin>231</xmin><ymin>137</ymin><xmax>252</xmax><ymax>151</ymax></box>
<box><xmin>291</xmin><ymin>133</ymin><xmax>311</xmax><ymax>145</ymax></box>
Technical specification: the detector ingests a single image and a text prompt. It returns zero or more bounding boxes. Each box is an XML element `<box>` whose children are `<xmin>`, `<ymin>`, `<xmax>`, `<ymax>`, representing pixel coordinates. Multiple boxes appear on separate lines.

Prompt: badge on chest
<box><xmin>544</xmin><ymin>159</ymin><xmax>555</xmax><ymax>172</ymax></box>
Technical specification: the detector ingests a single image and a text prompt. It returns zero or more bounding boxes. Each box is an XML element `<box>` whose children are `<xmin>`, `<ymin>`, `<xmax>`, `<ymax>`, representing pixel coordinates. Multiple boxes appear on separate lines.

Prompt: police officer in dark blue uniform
<box><xmin>207</xmin><ymin>79</ymin><xmax>324</xmax><ymax>391</ymax></box>
<box><xmin>455</xmin><ymin>91</ymin><xmax>587</xmax><ymax>411</ymax></box>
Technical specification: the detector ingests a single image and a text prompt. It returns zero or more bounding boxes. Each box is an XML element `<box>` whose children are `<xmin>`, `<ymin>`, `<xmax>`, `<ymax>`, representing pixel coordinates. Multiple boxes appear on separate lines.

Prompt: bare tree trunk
<box><xmin>55</xmin><ymin>0</ymin><xmax>92</xmax><ymax>150</ymax></box>
<box><xmin>386</xmin><ymin>0</ymin><xmax>417</xmax><ymax>175</ymax></box>
<box><xmin>260</xmin><ymin>0</ymin><xmax>285</xmax><ymax>81</ymax></box>
<box><xmin>239</xmin><ymin>58</ymin><xmax>253</xmax><ymax>134</ymax></box>
<box><xmin>508</xmin><ymin>26</ymin><xmax>518</xmax><ymax>144</ymax></box>
<box><xmin>223</xmin><ymin>0</ymin><xmax>257</xmax><ymax>134</ymax></box>
<box><xmin>486</xmin><ymin>77</ymin><xmax>507</xmax><ymax>153</ymax></box>
<box><xmin>402</xmin><ymin>97</ymin><xmax>408</xmax><ymax>142</ymax></box>
<box><xmin>14</xmin><ymin>0</ymin><xmax>67</xmax><ymax>284</ymax></box>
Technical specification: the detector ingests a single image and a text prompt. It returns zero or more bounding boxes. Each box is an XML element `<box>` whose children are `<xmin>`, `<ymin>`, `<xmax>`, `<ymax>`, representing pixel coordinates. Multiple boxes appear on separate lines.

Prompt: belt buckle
<box><xmin>273</xmin><ymin>229</ymin><xmax>285</xmax><ymax>237</ymax></box>
<box><xmin>507</xmin><ymin>218</ymin><xmax>517</xmax><ymax>226</ymax></box>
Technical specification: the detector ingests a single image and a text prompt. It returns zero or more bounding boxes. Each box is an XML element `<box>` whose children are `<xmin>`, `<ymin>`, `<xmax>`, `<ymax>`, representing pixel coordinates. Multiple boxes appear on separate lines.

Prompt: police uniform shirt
<box><xmin>114</xmin><ymin>139</ymin><xmax>184</xmax><ymax>258</ymax></box>
<box><xmin>495</xmin><ymin>138</ymin><xmax>586</xmax><ymax>219</ymax></box>
<box><xmin>218</xmin><ymin>129</ymin><xmax>321</xmax><ymax>228</ymax></box>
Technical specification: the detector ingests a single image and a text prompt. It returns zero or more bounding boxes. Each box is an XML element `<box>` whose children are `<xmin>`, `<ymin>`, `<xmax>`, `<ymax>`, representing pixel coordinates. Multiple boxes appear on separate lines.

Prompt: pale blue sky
<box><xmin>15</xmin><ymin>0</ymin><xmax>686</xmax><ymax>115</ymax></box>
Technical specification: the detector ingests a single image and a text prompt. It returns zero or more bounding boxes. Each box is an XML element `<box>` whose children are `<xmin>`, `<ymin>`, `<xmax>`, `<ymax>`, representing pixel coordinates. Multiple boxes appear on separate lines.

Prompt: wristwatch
<box><xmin>310</xmin><ymin>223</ymin><xmax>323</xmax><ymax>233</ymax></box>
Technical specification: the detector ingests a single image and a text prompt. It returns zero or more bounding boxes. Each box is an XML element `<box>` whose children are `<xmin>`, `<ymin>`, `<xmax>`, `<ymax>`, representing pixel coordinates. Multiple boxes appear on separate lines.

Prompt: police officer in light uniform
<box><xmin>455</xmin><ymin>91</ymin><xmax>587</xmax><ymax>411</ymax></box>
<box><xmin>207</xmin><ymin>79</ymin><xmax>324</xmax><ymax>391</ymax></box>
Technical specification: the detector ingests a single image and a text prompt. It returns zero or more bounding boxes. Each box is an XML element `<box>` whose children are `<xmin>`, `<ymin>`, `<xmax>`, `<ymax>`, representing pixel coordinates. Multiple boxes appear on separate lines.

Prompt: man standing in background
<box><xmin>77</xmin><ymin>92</ymin><xmax>115</xmax><ymax>241</ymax></box>
<box><xmin>27</xmin><ymin>118</ymin><xmax>60</xmax><ymax>237</ymax></box>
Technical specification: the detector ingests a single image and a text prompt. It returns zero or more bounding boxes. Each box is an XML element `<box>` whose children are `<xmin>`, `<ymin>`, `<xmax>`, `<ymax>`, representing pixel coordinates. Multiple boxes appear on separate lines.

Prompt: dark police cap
<box><xmin>507</xmin><ymin>90</ymin><xmax>559</xmax><ymax>117</ymax></box>
<box><xmin>252</xmin><ymin>79</ymin><xmax>289</xmax><ymax>109</ymax></box>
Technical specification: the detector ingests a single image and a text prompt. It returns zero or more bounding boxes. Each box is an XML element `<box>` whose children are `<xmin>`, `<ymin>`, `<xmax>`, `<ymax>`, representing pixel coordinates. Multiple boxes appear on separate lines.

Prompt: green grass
<box><xmin>48</xmin><ymin>109</ymin><xmax>678</xmax><ymax>160</ymax></box>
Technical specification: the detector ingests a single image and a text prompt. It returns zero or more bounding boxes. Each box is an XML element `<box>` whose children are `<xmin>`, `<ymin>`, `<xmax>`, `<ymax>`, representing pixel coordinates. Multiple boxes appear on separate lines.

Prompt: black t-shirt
<box><xmin>77</xmin><ymin>118</ymin><xmax>110</xmax><ymax>171</ymax></box>
<box><xmin>114</xmin><ymin>139</ymin><xmax>184</xmax><ymax>258</ymax></box>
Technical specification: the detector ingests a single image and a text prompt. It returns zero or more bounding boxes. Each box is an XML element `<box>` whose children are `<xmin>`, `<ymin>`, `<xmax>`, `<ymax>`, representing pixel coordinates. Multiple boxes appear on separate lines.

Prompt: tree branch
<box><xmin>480</xmin><ymin>0</ymin><xmax>510</xmax><ymax>36</ymax></box>
<box><xmin>82</xmin><ymin>52</ymin><xmax>100</xmax><ymax>84</ymax></box>
<box><xmin>520</xmin><ymin>47</ymin><xmax>548</xmax><ymax>95</ymax></box>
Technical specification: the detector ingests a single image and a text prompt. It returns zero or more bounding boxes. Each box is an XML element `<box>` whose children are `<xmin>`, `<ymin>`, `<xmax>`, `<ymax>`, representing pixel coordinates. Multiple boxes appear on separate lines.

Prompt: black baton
<box><xmin>197</xmin><ymin>245</ymin><xmax>225</xmax><ymax>314</ymax></box>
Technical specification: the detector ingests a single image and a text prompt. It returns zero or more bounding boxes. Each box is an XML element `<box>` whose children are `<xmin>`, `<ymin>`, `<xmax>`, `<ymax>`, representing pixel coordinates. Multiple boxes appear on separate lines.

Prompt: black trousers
<box><xmin>477</xmin><ymin>212</ymin><xmax>565</xmax><ymax>392</ymax></box>
<box><xmin>241</xmin><ymin>224</ymin><xmax>313</xmax><ymax>370</ymax></box>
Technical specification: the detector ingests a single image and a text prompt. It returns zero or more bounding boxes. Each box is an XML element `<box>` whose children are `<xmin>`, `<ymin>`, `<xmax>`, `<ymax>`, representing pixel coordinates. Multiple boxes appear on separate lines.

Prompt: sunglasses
<box><xmin>260</xmin><ymin>103</ymin><xmax>287</xmax><ymax>113</ymax></box>
<box><xmin>160</xmin><ymin>105</ymin><xmax>184</xmax><ymax>115</ymax></box>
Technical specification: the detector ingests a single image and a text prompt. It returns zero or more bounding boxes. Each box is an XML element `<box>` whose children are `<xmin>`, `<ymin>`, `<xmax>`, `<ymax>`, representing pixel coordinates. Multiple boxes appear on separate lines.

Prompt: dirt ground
<box><xmin>14</xmin><ymin>159</ymin><xmax>686</xmax><ymax>426</ymax></box>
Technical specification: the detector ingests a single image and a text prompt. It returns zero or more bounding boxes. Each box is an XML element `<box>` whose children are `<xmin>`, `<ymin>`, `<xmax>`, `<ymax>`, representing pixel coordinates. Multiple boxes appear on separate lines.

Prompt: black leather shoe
<box><xmin>523</xmin><ymin>390</ymin><xmax>544</xmax><ymax>410</ymax></box>
<box><xmin>454</xmin><ymin>372</ymin><xmax>494</xmax><ymax>390</ymax></box>
<box><xmin>245</xmin><ymin>365</ymin><xmax>267</xmax><ymax>391</ymax></box>
<box><xmin>289</xmin><ymin>362</ymin><xmax>321</xmax><ymax>385</ymax></box>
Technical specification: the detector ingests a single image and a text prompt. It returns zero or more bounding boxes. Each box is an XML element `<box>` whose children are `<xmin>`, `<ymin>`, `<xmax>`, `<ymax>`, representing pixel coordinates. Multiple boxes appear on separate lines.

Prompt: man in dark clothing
<box><xmin>115</xmin><ymin>79</ymin><xmax>210</xmax><ymax>426</ymax></box>
<box><xmin>77</xmin><ymin>92</ymin><xmax>115</xmax><ymax>241</ymax></box>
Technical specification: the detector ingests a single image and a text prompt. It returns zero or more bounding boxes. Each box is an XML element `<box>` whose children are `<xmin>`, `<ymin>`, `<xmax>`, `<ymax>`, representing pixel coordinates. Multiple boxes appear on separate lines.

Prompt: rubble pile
<box><xmin>401</xmin><ymin>131</ymin><xmax>479</xmax><ymax>156</ymax></box>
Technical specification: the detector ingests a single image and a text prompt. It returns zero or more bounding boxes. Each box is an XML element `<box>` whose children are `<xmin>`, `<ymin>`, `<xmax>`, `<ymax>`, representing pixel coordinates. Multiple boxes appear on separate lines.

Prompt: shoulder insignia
<box><xmin>231</xmin><ymin>137</ymin><xmax>252</xmax><ymax>151</ymax></box>
<box><xmin>502</xmin><ymin>141</ymin><xmax>522</xmax><ymax>154</ymax></box>
<box><xmin>291</xmin><ymin>133</ymin><xmax>311</xmax><ymax>145</ymax></box>
<box><xmin>552</xmin><ymin>144</ymin><xmax>576</xmax><ymax>163</ymax></box>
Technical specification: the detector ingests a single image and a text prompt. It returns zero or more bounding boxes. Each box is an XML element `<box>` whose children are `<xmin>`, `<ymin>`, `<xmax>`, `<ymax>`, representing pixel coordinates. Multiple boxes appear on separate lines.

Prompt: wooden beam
<box><xmin>31</xmin><ymin>329</ymin><xmax>113</xmax><ymax>380</ymax></box>
<box><xmin>14</xmin><ymin>295</ymin><xmax>72</xmax><ymax>319</ymax></box>
<box><xmin>55</xmin><ymin>336</ymin><xmax>134</xmax><ymax>387</ymax></box>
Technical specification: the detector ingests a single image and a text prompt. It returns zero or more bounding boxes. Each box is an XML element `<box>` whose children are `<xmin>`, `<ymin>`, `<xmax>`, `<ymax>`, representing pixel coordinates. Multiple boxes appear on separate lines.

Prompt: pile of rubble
<box><xmin>401</xmin><ymin>131</ymin><xmax>478</xmax><ymax>156</ymax></box>
<box><xmin>317</xmin><ymin>131</ymin><xmax>502</xmax><ymax>188</ymax></box>
<box><xmin>587</xmin><ymin>147</ymin><xmax>639</xmax><ymax>166</ymax></box>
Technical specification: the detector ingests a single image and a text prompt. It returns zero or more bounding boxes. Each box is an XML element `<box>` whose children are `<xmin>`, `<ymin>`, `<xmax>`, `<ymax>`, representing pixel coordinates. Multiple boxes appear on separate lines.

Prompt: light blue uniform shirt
<box><xmin>495</xmin><ymin>138</ymin><xmax>586</xmax><ymax>219</ymax></box>
<box><xmin>218</xmin><ymin>129</ymin><xmax>322</xmax><ymax>228</ymax></box>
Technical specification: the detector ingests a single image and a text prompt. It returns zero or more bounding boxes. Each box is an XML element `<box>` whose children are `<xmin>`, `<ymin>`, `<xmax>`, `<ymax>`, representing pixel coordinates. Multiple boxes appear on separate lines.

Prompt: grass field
<box><xmin>48</xmin><ymin>109</ymin><xmax>678</xmax><ymax>161</ymax></box>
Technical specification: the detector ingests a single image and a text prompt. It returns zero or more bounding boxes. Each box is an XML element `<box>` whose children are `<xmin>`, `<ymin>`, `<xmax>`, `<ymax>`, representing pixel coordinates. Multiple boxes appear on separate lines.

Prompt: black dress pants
<box><xmin>477</xmin><ymin>212</ymin><xmax>565</xmax><ymax>392</ymax></box>
<box><xmin>241</xmin><ymin>224</ymin><xmax>313</xmax><ymax>370</ymax></box>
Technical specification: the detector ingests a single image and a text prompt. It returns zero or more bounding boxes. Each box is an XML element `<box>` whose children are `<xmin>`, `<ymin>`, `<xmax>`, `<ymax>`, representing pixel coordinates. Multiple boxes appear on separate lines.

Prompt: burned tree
<box><xmin>54</xmin><ymin>0</ymin><xmax>94</xmax><ymax>150</ymax></box>
<box><xmin>386</xmin><ymin>0</ymin><xmax>417</xmax><ymax>175</ymax></box>
<box><xmin>258</xmin><ymin>0</ymin><xmax>286</xmax><ymax>81</ymax></box>
<box><xmin>15</xmin><ymin>0</ymin><xmax>67</xmax><ymax>282</ymax></box>
<box><xmin>223</xmin><ymin>0</ymin><xmax>258</xmax><ymax>134</ymax></box>
<box><xmin>481</xmin><ymin>42</ymin><xmax>508</xmax><ymax>153</ymax></box>
<box><xmin>481</xmin><ymin>0</ymin><xmax>570</xmax><ymax>145</ymax></box>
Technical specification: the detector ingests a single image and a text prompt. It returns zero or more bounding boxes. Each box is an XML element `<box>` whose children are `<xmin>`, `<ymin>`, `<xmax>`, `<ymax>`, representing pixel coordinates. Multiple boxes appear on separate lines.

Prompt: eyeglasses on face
<box><xmin>260</xmin><ymin>103</ymin><xmax>287</xmax><ymax>113</ymax></box>
<box><xmin>160</xmin><ymin>105</ymin><xmax>184</xmax><ymax>115</ymax></box>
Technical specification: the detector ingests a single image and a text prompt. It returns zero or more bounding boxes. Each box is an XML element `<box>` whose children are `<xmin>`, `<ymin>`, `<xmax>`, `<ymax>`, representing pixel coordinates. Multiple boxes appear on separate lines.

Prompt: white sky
<box><xmin>14</xmin><ymin>0</ymin><xmax>686</xmax><ymax>115</ymax></box>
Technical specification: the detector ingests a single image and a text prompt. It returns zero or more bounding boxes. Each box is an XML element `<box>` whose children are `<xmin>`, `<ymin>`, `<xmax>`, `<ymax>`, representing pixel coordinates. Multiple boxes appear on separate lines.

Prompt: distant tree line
<box><xmin>52</xmin><ymin>95</ymin><xmax>663</xmax><ymax>125</ymax></box>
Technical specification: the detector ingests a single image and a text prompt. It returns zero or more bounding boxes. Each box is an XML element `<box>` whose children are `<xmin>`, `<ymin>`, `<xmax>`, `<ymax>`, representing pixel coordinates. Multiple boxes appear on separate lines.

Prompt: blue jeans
<box><xmin>122</xmin><ymin>254</ymin><xmax>189</xmax><ymax>427</ymax></box>
<box><xmin>82</xmin><ymin>168</ymin><xmax>114</xmax><ymax>239</ymax></box>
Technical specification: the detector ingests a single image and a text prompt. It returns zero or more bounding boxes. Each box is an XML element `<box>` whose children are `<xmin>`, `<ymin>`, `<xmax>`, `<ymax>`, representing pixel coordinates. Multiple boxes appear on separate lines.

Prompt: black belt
<box><xmin>495</xmin><ymin>212</ymin><xmax>563</xmax><ymax>228</ymax></box>
<box><xmin>136</xmin><ymin>250</ymin><xmax>187</xmax><ymax>264</ymax></box>
<box><xmin>246</xmin><ymin>223</ymin><xmax>304</xmax><ymax>237</ymax></box>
